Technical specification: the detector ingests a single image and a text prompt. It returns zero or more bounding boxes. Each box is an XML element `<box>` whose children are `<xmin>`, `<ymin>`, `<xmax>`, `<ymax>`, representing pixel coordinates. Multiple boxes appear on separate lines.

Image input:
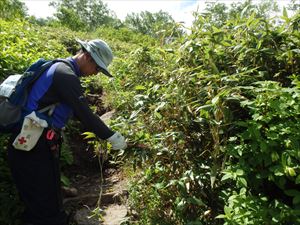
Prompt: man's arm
<box><xmin>53</xmin><ymin>64</ymin><xmax>114</xmax><ymax>140</ymax></box>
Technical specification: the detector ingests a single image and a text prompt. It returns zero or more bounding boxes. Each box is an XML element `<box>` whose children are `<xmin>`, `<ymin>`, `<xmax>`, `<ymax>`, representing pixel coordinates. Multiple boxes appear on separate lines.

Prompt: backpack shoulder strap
<box><xmin>52</xmin><ymin>59</ymin><xmax>76</xmax><ymax>73</ymax></box>
<box><xmin>30</xmin><ymin>58</ymin><xmax>75</xmax><ymax>82</ymax></box>
<box><xmin>37</xmin><ymin>59</ymin><xmax>77</xmax><ymax>117</ymax></box>
<box><xmin>29</xmin><ymin>59</ymin><xmax>74</xmax><ymax>118</ymax></box>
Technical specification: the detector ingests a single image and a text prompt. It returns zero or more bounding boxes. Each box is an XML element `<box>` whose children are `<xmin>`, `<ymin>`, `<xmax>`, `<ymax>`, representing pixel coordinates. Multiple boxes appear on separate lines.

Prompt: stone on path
<box><xmin>102</xmin><ymin>204</ymin><xmax>128</xmax><ymax>225</ymax></box>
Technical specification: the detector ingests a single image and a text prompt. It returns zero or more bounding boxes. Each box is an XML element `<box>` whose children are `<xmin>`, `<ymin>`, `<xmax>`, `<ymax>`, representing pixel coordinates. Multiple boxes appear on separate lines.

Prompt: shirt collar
<box><xmin>67</xmin><ymin>57</ymin><xmax>82</xmax><ymax>77</ymax></box>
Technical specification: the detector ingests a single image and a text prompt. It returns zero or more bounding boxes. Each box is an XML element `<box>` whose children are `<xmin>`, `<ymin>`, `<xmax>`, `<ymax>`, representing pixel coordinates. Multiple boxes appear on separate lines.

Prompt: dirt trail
<box><xmin>63</xmin><ymin>111</ymin><xmax>129</xmax><ymax>225</ymax></box>
<box><xmin>64</xmin><ymin>168</ymin><xmax>129</xmax><ymax>225</ymax></box>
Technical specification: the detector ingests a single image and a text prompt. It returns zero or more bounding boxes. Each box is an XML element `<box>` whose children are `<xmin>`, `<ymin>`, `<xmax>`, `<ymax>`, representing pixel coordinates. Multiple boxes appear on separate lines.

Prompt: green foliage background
<box><xmin>106</xmin><ymin>9</ymin><xmax>300</xmax><ymax>225</ymax></box>
<box><xmin>0</xmin><ymin>1</ymin><xmax>300</xmax><ymax>225</ymax></box>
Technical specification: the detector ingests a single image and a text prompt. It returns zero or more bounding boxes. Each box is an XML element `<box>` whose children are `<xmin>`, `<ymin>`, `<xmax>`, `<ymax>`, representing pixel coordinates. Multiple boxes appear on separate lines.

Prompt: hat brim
<box><xmin>77</xmin><ymin>40</ymin><xmax>113</xmax><ymax>77</ymax></box>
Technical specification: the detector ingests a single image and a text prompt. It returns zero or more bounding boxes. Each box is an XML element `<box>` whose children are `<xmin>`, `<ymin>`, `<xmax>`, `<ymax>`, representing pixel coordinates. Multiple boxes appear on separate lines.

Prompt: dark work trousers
<box><xmin>7</xmin><ymin>129</ymin><xmax>68</xmax><ymax>225</ymax></box>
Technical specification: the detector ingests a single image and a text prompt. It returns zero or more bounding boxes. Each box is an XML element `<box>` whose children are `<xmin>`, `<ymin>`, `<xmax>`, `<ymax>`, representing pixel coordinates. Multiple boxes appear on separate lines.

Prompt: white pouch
<box><xmin>13</xmin><ymin>111</ymin><xmax>48</xmax><ymax>151</ymax></box>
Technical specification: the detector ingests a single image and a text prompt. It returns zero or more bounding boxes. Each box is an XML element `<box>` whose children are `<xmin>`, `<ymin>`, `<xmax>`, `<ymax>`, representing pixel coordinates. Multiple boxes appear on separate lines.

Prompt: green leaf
<box><xmin>295</xmin><ymin>175</ymin><xmax>300</xmax><ymax>184</ymax></box>
<box><xmin>153</xmin><ymin>182</ymin><xmax>165</xmax><ymax>190</ymax></box>
<box><xmin>154</xmin><ymin>111</ymin><xmax>162</xmax><ymax>119</ymax></box>
<box><xmin>221</xmin><ymin>173</ymin><xmax>232</xmax><ymax>181</ymax></box>
<box><xmin>215</xmin><ymin>214</ymin><xmax>226</xmax><ymax>219</ymax></box>
<box><xmin>210</xmin><ymin>164</ymin><xmax>218</xmax><ymax>188</ymax></box>
<box><xmin>238</xmin><ymin>177</ymin><xmax>247</xmax><ymax>187</ymax></box>
<box><xmin>117</xmin><ymin>149</ymin><xmax>125</xmax><ymax>156</ymax></box>
<box><xmin>291</xmin><ymin>49</ymin><xmax>300</xmax><ymax>54</ymax></box>
<box><xmin>293</xmin><ymin>195</ymin><xmax>300</xmax><ymax>205</ymax></box>
<box><xmin>240</xmin><ymin>188</ymin><xmax>247</xmax><ymax>195</ymax></box>
<box><xmin>283</xmin><ymin>7</ymin><xmax>288</xmax><ymax>18</ymax></box>
<box><xmin>285</xmin><ymin>167</ymin><xmax>296</xmax><ymax>177</ymax></box>
<box><xmin>285</xmin><ymin>189</ymin><xmax>300</xmax><ymax>197</ymax></box>
<box><xmin>155</xmin><ymin>102</ymin><xmax>166</xmax><ymax>112</ymax></box>
<box><xmin>129</xmin><ymin>110</ymin><xmax>141</xmax><ymax>120</ymax></box>
<box><xmin>61</xmin><ymin>175</ymin><xmax>71</xmax><ymax>186</ymax></box>
<box><xmin>82</xmin><ymin>132</ymin><xmax>96</xmax><ymax>139</ymax></box>
<box><xmin>188</xmin><ymin>196</ymin><xmax>204</xmax><ymax>206</ymax></box>
<box><xmin>211</xmin><ymin>96</ymin><xmax>219</xmax><ymax>105</ymax></box>
<box><xmin>135</xmin><ymin>85</ymin><xmax>146</xmax><ymax>90</ymax></box>
<box><xmin>224</xmin><ymin>206</ymin><xmax>232</xmax><ymax>218</ymax></box>
<box><xmin>271</xmin><ymin>152</ymin><xmax>280</xmax><ymax>162</ymax></box>
<box><xmin>177</xmin><ymin>199</ymin><xmax>185</xmax><ymax>211</ymax></box>
<box><xmin>236</xmin><ymin>169</ymin><xmax>244</xmax><ymax>176</ymax></box>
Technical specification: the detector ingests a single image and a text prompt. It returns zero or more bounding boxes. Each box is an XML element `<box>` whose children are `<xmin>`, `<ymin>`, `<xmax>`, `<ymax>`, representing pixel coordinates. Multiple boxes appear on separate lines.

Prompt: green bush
<box><xmin>220</xmin><ymin>80</ymin><xmax>300</xmax><ymax>224</ymax></box>
<box><xmin>0</xmin><ymin>19</ymin><xmax>68</xmax><ymax>79</ymax></box>
<box><xmin>105</xmin><ymin>10</ymin><xmax>300</xmax><ymax>224</ymax></box>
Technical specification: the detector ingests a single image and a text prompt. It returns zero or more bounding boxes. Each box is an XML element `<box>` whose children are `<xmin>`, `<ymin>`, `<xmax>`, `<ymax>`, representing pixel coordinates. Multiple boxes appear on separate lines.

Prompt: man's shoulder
<box><xmin>54</xmin><ymin>62</ymin><xmax>77</xmax><ymax>77</ymax></box>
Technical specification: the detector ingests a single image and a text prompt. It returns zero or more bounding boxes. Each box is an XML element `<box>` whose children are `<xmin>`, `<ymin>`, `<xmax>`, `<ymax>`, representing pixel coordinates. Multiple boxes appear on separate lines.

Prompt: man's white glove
<box><xmin>107</xmin><ymin>132</ymin><xmax>127</xmax><ymax>150</ymax></box>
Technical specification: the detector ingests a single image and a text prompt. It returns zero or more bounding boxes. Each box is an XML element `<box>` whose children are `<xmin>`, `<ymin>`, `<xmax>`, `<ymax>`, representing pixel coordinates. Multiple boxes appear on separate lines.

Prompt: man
<box><xmin>7</xmin><ymin>39</ymin><xmax>126</xmax><ymax>225</ymax></box>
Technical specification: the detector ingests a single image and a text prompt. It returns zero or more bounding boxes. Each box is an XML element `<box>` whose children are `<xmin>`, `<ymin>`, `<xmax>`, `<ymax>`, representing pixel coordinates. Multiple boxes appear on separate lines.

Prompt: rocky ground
<box><xmin>63</xmin><ymin>165</ymin><xmax>129</xmax><ymax>225</ymax></box>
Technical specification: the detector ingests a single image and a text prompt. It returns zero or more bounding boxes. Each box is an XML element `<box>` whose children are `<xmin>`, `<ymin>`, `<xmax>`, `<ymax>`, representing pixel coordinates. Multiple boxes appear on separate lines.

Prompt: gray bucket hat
<box><xmin>77</xmin><ymin>39</ymin><xmax>113</xmax><ymax>77</ymax></box>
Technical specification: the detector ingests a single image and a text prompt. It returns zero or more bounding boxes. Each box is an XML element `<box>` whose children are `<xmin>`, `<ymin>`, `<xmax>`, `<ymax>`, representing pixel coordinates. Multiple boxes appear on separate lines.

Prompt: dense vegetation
<box><xmin>0</xmin><ymin>0</ymin><xmax>299</xmax><ymax>224</ymax></box>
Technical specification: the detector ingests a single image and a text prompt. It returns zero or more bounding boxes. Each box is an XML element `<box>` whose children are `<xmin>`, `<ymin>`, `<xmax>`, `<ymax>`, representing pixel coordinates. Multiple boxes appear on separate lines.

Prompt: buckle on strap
<box><xmin>46</xmin><ymin>129</ymin><xmax>55</xmax><ymax>140</ymax></box>
<box><xmin>38</xmin><ymin>103</ymin><xmax>58</xmax><ymax>116</ymax></box>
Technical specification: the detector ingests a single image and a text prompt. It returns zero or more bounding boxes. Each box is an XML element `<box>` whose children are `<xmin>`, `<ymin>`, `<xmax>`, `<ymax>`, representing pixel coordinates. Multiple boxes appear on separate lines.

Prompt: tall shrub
<box><xmin>105</xmin><ymin>10</ymin><xmax>300</xmax><ymax>225</ymax></box>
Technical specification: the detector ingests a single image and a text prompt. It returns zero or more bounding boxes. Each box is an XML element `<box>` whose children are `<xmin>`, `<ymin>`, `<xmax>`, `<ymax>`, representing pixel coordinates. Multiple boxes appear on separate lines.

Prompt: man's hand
<box><xmin>107</xmin><ymin>132</ymin><xmax>127</xmax><ymax>150</ymax></box>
